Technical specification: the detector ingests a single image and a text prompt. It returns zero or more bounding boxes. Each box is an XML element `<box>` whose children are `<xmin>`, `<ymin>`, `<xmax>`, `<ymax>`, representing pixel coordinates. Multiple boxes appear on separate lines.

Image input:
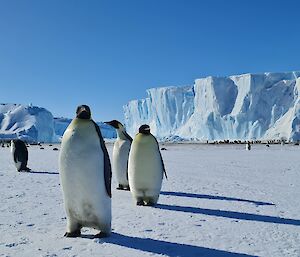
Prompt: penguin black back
<box><xmin>92</xmin><ymin>120</ymin><xmax>112</xmax><ymax>198</ymax></box>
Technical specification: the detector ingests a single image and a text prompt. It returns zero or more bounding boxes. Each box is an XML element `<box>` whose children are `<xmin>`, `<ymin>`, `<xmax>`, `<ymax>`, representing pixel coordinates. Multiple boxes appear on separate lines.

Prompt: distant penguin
<box><xmin>11</xmin><ymin>139</ymin><xmax>31</xmax><ymax>172</ymax></box>
<box><xmin>246</xmin><ymin>142</ymin><xmax>251</xmax><ymax>151</ymax></box>
<box><xmin>59</xmin><ymin>105</ymin><xmax>112</xmax><ymax>238</ymax></box>
<box><xmin>128</xmin><ymin>124</ymin><xmax>167</xmax><ymax>206</ymax></box>
<box><xmin>105</xmin><ymin>120</ymin><xmax>132</xmax><ymax>191</ymax></box>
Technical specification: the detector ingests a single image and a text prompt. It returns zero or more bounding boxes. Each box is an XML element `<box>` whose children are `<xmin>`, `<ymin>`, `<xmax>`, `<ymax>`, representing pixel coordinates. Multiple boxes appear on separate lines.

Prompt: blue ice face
<box><xmin>123</xmin><ymin>71</ymin><xmax>300</xmax><ymax>142</ymax></box>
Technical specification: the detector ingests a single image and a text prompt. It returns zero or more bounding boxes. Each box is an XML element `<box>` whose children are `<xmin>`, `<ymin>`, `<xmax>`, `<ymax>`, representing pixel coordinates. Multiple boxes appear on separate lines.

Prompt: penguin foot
<box><xmin>64</xmin><ymin>230</ymin><xmax>81</xmax><ymax>238</ymax></box>
<box><xmin>94</xmin><ymin>232</ymin><xmax>109</xmax><ymax>238</ymax></box>
<box><xmin>116</xmin><ymin>185</ymin><xmax>124</xmax><ymax>190</ymax></box>
<box><xmin>144</xmin><ymin>201</ymin><xmax>155</xmax><ymax>207</ymax></box>
<box><xmin>136</xmin><ymin>200</ymin><xmax>144</xmax><ymax>206</ymax></box>
<box><xmin>117</xmin><ymin>185</ymin><xmax>130</xmax><ymax>191</ymax></box>
<box><xmin>18</xmin><ymin>167</ymin><xmax>31</xmax><ymax>172</ymax></box>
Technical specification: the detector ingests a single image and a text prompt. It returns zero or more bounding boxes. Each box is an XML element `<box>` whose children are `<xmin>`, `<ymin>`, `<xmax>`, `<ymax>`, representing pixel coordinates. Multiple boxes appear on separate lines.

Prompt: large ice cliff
<box><xmin>124</xmin><ymin>71</ymin><xmax>300</xmax><ymax>142</ymax></box>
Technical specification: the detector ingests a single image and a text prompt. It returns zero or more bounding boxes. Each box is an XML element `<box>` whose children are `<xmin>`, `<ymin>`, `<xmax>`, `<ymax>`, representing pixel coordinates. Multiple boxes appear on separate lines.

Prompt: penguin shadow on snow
<box><xmin>160</xmin><ymin>191</ymin><xmax>275</xmax><ymax>206</ymax></box>
<box><xmin>27</xmin><ymin>170</ymin><xmax>59</xmax><ymax>175</ymax></box>
<box><xmin>158</xmin><ymin>192</ymin><xmax>300</xmax><ymax>226</ymax></box>
<box><xmin>154</xmin><ymin>203</ymin><xmax>300</xmax><ymax>226</ymax></box>
<box><xmin>94</xmin><ymin>232</ymin><xmax>255</xmax><ymax>257</ymax></box>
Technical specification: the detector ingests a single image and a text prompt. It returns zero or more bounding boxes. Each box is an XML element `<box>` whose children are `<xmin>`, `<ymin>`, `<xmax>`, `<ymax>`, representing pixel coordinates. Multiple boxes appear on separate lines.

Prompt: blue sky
<box><xmin>0</xmin><ymin>0</ymin><xmax>299</xmax><ymax>121</ymax></box>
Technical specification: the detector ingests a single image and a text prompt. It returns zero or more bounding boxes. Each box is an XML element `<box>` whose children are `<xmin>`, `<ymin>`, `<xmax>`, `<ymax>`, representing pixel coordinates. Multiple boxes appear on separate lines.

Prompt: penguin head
<box><xmin>76</xmin><ymin>105</ymin><xmax>91</xmax><ymax>120</ymax></box>
<box><xmin>104</xmin><ymin>120</ymin><xmax>122</xmax><ymax>129</ymax></box>
<box><xmin>139</xmin><ymin>124</ymin><xmax>151</xmax><ymax>135</ymax></box>
<box><xmin>11</xmin><ymin>139</ymin><xmax>25</xmax><ymax>148</ymax></box>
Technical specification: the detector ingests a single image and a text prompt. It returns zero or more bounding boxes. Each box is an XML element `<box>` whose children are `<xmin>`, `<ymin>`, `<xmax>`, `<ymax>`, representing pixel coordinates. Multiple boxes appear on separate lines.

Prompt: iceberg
<box><xmin>124</xmin><ymin>86</ymin><xmax>195</xmax><ymax>137</ymax></box>
<box><xmin>0</xmin><ymin>103</ymin><xmax>57</xmax><ymax>142</ymax></box>
<box><xmin>124</xmin><ymin>71</ymin><xmax>300</xmax><ymax>142</ymax></box>
<box><xmin>0</xmin><ymin>104</ymin><xmax>116</xmax><ymax>143</ymax></box>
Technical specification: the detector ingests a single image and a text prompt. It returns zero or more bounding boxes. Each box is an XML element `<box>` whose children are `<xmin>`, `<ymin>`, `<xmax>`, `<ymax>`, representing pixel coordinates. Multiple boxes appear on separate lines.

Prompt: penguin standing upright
<box><xmin>246</xmin><ymin>141</ymin><xmax>251</xmax><ymax>151</ymax></box>
<box><xmin>128</xmin><ymin>124</ymin><xmax>167</xmax><ymax>206</ymax></box>
<box><xmin>59</xmin><ymin>105</ymin><xmax>112</xmax><ymax>238</ymax></box>
<box><xmin>11</xmin><ymin>139</ymin><xmax>31</xmax><ymax>172</ymax></box>
<box><xmin>105</xmin><ymin>120</ymin><xmax>132</xmax><ymax>190</ymax></box>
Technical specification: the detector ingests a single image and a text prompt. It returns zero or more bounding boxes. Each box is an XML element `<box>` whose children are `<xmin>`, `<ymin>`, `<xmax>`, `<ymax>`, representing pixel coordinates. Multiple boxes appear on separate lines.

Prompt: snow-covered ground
<box><xmin>0</xmin><ymin>143</ymin><xmax>299</xmax><ymax>257</ymax></box>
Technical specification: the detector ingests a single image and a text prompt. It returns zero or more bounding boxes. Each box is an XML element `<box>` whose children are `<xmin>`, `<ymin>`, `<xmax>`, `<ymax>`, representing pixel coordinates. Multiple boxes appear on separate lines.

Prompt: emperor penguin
<box><xmin>128</xmin><ymin>124</ymin><xmax>167</xmax><ymax>206</ymax></box>
<box><xmin>105</xmin><ymin>120</ymin><xmax>132</xmax><ymax>191</ymax></box>
<box><xmin>11</xmin><ymin>139</ymin><xmax>31</xmax><ymax>172</ymax></box>
<box><xmin>59</xmin><ymin>105</ymin><xmax>112</xmax><ymax>238</ymax></box>
<box><xmin>246</xmin><ymin>141</ymin><xmax>251</xmax><ymax>151</ymax></box>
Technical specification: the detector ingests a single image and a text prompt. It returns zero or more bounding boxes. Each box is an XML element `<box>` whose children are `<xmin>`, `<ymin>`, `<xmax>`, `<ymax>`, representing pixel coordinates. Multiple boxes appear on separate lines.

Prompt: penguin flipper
<box><xmin>160</xmin><ymin>151</ymin><xmax>168</xmax><ymax>180</ymax></box>
<box><xmin>92</xmin><ymin>121</ymin><xmax>112</xmax><ymax>198</ymax></box>
<box><xmin>122</xmin><ymin>131</ymin><xmax>133</xmax><ymax>143</ymax></box>
<box><xmin>152</xmin><ymin>135</ymin><xmax>168</xmax><ymax>180</ymax></box>
<box><xmin>13</xmin><ymin>151</ymin><xmax>18</xmax><ymax>163</ymax></box>
<box><xmin>122</xmin><ymin>131</ymin><xmax>132</xmax><ymax>181</ymax></box>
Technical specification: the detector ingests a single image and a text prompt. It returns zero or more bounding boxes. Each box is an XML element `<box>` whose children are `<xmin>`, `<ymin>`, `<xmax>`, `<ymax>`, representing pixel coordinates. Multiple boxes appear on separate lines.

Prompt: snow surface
<box><xmin>0</xmin><ymin>143</ymin><xmax>300</xmax><ymax>256</ymax></box>
<box><xmin>124</xmin><ymin>71</ymin><xmax>300</xmax><ymax>142</ymax></box>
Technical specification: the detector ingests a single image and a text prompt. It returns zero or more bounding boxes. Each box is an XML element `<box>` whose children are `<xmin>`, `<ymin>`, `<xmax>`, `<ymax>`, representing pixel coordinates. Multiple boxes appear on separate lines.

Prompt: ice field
<box><xmin>0</xmin><ymin>143</ymin><xmax>299</xmax><ymax>257</ymax></box>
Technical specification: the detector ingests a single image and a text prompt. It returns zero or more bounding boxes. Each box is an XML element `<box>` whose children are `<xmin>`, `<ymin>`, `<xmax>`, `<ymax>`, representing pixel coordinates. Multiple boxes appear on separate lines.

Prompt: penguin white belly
<box><xmin>60</xmin><ymin>122</ymin><xmax>111</xmax><ymax>232</ymax></box>
<box><xmin>128</xmin><ymin>138</ymin><xmax>163</xmax><ymax>201</ymax></box>
<box><xmin>113</xmin><ymin>139</ymin><xmax>130</xmax><ymax>186</ymax></box>
<box><xmin>11</xmin><ymin>144</ymin><xmax>22</xmax><ymax>171</ymax></box>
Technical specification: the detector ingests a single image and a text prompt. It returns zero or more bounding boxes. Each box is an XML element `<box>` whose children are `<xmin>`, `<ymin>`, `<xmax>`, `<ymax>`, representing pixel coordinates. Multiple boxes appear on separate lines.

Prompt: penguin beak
<box><xmin>76</xmin><ymin>105</ymin><xmax>91</xmax><ymax>120</ymax></box>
